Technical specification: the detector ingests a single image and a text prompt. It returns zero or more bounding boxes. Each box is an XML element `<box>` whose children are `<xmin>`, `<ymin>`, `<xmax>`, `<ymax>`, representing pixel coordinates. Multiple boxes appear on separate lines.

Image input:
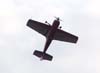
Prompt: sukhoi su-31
<box><xmin>27</xmin><ymin>17</ymin><xmax>78</xmax><ymax>61</ymax></box>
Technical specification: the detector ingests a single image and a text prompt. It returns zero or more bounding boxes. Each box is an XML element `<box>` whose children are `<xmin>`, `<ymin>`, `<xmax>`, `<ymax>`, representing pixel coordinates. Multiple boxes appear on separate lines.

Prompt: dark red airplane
<box><xmin>27</xmin><ymin>17</ymin><xmax>78</xmax><ymax>61</ymax></box>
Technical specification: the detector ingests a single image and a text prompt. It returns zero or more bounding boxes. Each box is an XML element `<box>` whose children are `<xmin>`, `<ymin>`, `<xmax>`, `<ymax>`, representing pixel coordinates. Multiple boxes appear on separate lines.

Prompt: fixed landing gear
<box><xmin>45</xmin><ymin>21</ymin><xmax>51</xmax><ymax>26</ymax></box>
<box><xmin>45</xmin><ymin>21</ymin><xmax>48</xmax><ymax>23</ymax></box>
<box><xmin>59</xmin><ymin>26</ymin><xmax>62</xmax><ymax>29</ymax></box>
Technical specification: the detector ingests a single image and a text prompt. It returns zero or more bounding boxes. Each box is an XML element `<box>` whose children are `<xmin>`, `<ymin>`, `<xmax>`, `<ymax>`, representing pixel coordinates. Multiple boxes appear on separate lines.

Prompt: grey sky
<box><xmin>0</xmin><ymin>0</ymin><xmax>100</xmax><ymax>73</ymax></box>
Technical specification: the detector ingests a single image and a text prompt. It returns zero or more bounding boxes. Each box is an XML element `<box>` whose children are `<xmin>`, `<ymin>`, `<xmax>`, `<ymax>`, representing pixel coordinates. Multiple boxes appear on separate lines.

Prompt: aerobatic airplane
<box><xmin>27</xmin><ymin>17</ymin><xmax>78</xmax><ymax>61</ymax></box>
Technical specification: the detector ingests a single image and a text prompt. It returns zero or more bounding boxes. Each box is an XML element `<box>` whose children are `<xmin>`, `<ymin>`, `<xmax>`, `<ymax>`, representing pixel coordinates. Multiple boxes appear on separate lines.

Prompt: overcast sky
<box><xmin>0</xmin><ymin>0</ymin><xmax>100</xmax><ymax>73</ymax></box>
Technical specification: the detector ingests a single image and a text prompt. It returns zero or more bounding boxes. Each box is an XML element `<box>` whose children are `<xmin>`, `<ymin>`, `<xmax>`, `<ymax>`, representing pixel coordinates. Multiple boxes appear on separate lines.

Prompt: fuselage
<box><xmin>43</xmin><ymin>19</ymin><xmax>60</xmax><ymax>53</ymax></box>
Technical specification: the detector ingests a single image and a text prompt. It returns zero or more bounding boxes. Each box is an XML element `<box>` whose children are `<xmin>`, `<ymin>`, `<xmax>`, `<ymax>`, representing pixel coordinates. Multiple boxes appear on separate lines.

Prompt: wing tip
<box><xmin>74</xmin><ymin>36</ymin><xmax>78</xmax><ymax>43</ymax></box>
<box><xmin>26</xmin><ymin>19</ymin><xmax>32</xmax><ymax>26</ymax></box>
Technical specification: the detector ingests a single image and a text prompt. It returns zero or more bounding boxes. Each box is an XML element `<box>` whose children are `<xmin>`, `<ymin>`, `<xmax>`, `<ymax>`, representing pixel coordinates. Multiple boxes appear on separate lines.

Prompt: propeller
<box><xmin>54</xmin><ymin>16</ymin><xmax>62</xmax><ymax>21</ymax></box>
<box><xmin>54</xmin><ymin>16</ymin><xmax>63</xmax><ymax>29</ymax></box>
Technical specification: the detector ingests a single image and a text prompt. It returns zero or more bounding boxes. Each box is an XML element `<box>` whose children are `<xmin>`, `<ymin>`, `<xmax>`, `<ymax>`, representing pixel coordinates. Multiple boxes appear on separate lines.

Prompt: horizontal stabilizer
<box><xmin>33</xmin><ymin>50</ymin><xmax>53</xmax><ymax>61</ymax></box>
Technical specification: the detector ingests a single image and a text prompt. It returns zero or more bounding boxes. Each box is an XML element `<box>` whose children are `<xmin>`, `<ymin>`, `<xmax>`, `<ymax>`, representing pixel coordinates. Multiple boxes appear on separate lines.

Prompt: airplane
<box><xmin>26</xmin><ymin>17</ymin><xmax>78</xmax><ymax>61</ymax></box>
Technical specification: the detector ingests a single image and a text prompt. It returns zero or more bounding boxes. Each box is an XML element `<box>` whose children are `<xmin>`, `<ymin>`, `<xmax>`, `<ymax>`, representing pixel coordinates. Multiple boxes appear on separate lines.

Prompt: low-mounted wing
<box><xmin>27</xmin><ymin>19</ymin><xmax>51</xmax><ymax>37</ymax></box>
<box><xmin>54</xmin><ymin>29</ymin><xmax>78</xmax><ymax>43</ymax></box>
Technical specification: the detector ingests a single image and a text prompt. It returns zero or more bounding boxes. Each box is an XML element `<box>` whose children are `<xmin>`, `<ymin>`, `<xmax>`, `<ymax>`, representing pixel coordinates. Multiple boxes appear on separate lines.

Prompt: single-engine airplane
<box><xmin>27</xmin><ymin>17</ymin><xmax>78</xmax><ymax>61</ymax></box>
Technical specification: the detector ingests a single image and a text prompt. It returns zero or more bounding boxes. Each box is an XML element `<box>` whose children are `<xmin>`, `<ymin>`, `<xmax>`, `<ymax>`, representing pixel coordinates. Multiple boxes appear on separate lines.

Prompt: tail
<box><xmin>33</xmin><ymin>50</ymin><xmax>53</xmax><ymax>61</ymax></box>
